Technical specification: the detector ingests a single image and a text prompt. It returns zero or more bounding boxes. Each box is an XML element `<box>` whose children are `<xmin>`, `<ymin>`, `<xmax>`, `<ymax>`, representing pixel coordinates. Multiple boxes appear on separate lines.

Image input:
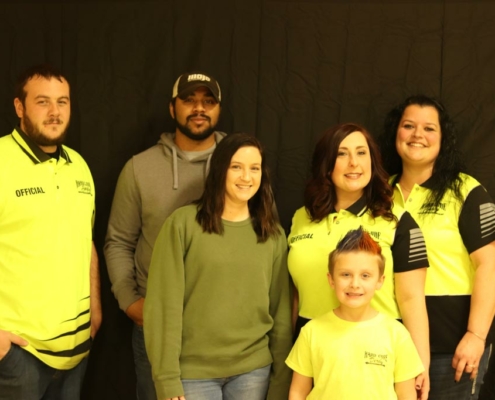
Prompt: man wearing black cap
<box><xmin>104</xmin><ymin>72</ymin><xmax>226</xmax><ymax>400</ymax></box>
<box><xmin>170</xmin><ymin>72</ymin><xmax>221</xmax><ymax>147</ymax></box>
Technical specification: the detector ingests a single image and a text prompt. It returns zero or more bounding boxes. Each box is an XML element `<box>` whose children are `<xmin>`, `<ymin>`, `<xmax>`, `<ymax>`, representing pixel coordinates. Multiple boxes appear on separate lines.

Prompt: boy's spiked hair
<box><xmin>328</xmin><ymin>227</ymin><xmax>385</xmax><ymax>276</ymax></box>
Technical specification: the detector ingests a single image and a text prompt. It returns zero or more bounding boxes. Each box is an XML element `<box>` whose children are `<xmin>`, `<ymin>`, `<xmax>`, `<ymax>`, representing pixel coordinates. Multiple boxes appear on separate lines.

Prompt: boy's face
<box><xmin>328</xmin><ymin>251</ymin><xmax>384</xmax><ymax>310</ymax></box>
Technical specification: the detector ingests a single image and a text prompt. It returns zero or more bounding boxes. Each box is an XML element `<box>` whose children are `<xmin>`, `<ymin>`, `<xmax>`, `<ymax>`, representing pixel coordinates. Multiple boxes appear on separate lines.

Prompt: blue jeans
<box><xmin>0</xmin><ymin>344</ymin><xmax>88</xmax><ymax>400</ymax></box>
<box><xmin>132</xmin><ymin>324</ymin><xmax>157</xmax><ymax>400</ymax></box>
<box><xmin>181</xmin><ymin>364</ymin><xmax>271</xmax><ymax>400</ymax></box>
<box><xmin>429</xmin><ymin>344</ymin><xmax>492</xmax><ymax>400</ymax></box>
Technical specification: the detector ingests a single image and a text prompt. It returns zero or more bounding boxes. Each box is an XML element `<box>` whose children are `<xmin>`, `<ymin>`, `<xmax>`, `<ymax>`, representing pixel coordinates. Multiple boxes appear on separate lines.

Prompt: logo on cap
<box><xmin>172</xmin><ymin>72</ymin><xmax>221</xmax><ymax>102</ymax></box>
<box><xmin>188</xmin><ymin>74</ymin><xmax>211</xmax><ymax>82</ymax></box>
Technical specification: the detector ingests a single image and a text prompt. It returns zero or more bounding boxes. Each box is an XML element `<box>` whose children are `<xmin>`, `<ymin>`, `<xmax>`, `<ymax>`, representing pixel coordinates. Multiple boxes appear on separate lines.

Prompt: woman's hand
<box><xmin>452</xmin><ymin>331</ymin><xmax>485</xmax><ymax>382</ymax></box>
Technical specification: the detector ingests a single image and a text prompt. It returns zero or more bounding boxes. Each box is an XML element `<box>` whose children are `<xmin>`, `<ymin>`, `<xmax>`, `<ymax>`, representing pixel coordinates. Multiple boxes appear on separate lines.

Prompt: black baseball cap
<box><xmin>172</xmin><ymin>72</ymin><xmax>221</xmax><ymax>102</ymax></box>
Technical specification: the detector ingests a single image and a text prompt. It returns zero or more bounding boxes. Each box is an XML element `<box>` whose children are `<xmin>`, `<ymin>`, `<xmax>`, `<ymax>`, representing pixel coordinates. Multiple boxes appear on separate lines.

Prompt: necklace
<box><xmin>398</xmin><ymin>180</ymin><xmax>415</xmax><ymax>196</ymax></box>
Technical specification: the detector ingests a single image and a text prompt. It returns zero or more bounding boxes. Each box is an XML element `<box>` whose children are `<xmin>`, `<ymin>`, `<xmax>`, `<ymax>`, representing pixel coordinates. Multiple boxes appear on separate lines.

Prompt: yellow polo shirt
<box><xmin>288</xmin><ymin>197</ymin><xmax>428</xmax><ymax>320</ymax></box>
<box><xmin>0</xmin><ymin>129</ymin><xmax>95</xmax><ymax>369</ymax></box>
<box><xmin>392</xmin><ymin>173</ymin><xmax>495</xmax><ymax>352</ymax></box>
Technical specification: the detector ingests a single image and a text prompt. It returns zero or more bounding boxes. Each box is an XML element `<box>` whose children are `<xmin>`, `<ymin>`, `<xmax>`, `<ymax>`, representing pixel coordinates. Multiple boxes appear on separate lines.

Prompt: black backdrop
<box><xmin>1</xmin><ymin>1</ymin><xmax>494</xmax><ymax>399</ymax></box>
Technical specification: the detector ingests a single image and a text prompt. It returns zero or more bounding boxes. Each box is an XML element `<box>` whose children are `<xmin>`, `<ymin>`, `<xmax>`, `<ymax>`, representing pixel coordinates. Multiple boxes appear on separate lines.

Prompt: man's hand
<box><xmin>0</xmin><ymin>329</ymin><xmax>28</xmax><ymax>360</ymax></box>
<box><xmin>126</xmin><ymin>298</ymin><xmax>145</xmax><ymax>326</ymax></box>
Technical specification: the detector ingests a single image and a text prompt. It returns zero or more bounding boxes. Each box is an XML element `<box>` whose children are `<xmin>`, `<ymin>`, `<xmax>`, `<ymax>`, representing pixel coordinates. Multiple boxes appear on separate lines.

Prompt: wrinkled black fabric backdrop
<box><xmin>1</xmin><ymin>1</ymin><xmax>494</xmax><ymax>398</ymax></box>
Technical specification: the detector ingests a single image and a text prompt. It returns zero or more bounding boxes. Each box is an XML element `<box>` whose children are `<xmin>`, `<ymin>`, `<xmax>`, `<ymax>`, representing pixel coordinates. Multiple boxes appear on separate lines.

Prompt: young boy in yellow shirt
<box><xmin>286</xmin><ymin>228</ymin><xmax>424</xmax><ymax>399</ymax></box>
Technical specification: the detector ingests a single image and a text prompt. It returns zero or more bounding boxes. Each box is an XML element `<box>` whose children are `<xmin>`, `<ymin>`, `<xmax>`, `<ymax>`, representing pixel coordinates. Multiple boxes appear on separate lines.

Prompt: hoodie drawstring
<box><xmin>172</xmin><ymin>146</ymin><xmax>179</xmax><ymax>190</ymax></box>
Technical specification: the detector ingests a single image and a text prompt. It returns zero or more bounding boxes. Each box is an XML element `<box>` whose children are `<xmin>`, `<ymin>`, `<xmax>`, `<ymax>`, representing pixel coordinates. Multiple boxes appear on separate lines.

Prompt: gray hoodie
<box><xmin>104</xmin><ymin>131</ymin><xmax>226</xmax><ymax>311</ymax></box>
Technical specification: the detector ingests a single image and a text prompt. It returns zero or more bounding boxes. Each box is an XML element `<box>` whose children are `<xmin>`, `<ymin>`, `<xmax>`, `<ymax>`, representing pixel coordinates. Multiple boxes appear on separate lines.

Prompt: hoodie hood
<box><xmin>158</xmin><ymin>131</ymin><xmax>227</xmax><ymax>189</ymax></box>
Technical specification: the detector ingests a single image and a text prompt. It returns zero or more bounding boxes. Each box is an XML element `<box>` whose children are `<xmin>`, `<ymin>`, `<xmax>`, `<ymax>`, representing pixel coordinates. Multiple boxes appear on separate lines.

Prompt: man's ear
<box><xmin>14</xmin><ymin>98</ymin><xmax>24</xmax><ymax>118</ymax></box>
<box><xmin>169</xmin><ymin>101</ymin><xmax>175</xmax><ymax>119</ymax></box>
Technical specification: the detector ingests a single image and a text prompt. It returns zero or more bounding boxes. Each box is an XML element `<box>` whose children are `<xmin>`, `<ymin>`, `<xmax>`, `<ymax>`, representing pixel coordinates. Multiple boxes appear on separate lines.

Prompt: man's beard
<box><xmin>23</xmin><ymin>114</ymin><xmax>68</xmax><ymax>147</ymax></box>
<box><xmin>175</xmin><ymin>113</ymin><xmax>216</xmax><ymax>141</ymax></box>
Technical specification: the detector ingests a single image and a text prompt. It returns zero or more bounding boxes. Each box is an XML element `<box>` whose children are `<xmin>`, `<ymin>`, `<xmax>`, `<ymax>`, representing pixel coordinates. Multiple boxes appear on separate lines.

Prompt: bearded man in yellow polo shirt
<box><xmin>0</xmin><ymin>64</ymin><xmax>101</xmax><ymax>400</ymax></box>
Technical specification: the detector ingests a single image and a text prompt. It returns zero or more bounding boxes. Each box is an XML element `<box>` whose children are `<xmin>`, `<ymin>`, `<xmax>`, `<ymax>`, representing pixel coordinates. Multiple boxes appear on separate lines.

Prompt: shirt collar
<box><xmin>12</xmin><ymin>127</ymin><xmax>72</xmax><ymax>164</ymax></box>
<box><xmin>332</xmin><ymin>195</ymin><xmax>368</xmax><ymax>217</ymax></box>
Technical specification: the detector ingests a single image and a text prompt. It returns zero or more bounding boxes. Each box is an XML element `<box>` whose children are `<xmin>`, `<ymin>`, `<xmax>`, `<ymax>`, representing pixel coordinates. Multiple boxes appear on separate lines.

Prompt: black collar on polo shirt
<box><xmin>346</xmin><ymin>195</ymin><xmax>368</xmax><ymax>216</ymax></box>
<box><xmin>330</xmin><ymin>195</ymin><xmax>368</xmax><ymax>217</ymax></box>
<box><xmin>13</xmin><ymin>126</ymin><xmax>71</xmax><ymax>164</ymax></box>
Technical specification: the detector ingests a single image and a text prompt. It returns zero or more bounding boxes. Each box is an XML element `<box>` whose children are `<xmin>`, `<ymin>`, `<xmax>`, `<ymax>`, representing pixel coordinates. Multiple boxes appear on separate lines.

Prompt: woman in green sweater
<box><xmin>144</xmin><ymin>133</ymin><xmax>292</xmax><ymax>400</ymax></box>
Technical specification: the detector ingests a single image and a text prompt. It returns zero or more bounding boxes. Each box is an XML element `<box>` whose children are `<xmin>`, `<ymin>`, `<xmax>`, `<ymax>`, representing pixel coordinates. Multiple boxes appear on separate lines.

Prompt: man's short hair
<box><xmin>15</xmin><ymin>64</ymin><xmax>67</xmax><ymax>105</ymax></box>
<box><xmin>171</xmin><ymin>72</ymin><xmax>221</xmax><ymax>103</ymax></box>
<box><xmin>328</xmin><ymin>227</ymin><xmax>385</xmax><ymax>276</ymax></box>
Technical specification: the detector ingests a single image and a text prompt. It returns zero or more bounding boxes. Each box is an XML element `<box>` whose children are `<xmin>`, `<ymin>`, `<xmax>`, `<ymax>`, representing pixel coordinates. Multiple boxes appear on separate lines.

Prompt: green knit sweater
<box><xmin>144</xmin><ymin>204</ymin><xmax>292</xmax><ymax>400</ymax></box>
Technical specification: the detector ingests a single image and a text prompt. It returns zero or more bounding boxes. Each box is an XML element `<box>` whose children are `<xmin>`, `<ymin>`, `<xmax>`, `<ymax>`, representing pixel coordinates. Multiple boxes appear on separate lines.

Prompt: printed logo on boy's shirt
<box><xmin>289</xmin><ymin>233</ymin><xmax>313</xmax><ymax>244</ymax></box>
<box><xmin>364</xmin><ymin>351</ymin><xmax>388</xmax><ymax>367</ymax></box>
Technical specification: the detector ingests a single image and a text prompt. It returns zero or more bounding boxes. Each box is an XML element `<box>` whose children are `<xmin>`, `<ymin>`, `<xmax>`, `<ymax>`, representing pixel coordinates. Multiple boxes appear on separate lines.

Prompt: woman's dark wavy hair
<box><xmin>196</xmin><ymin>133</ymin><xmax>280</xmax><ymax>242</ymax></box>
<box><xmin>304</xmin><ymin>123</ymin><xmax>395</xmax><ymax>222</ymax></box>
<box><xmin>380</xmin><ymin>95</ymin><xmax>464</xmax><ymax>209</ymax></box>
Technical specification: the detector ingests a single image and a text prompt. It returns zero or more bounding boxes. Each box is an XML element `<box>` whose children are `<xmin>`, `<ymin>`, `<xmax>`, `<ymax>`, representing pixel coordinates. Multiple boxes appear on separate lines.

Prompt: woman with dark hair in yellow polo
<box><xmin>288</xmin><ymin>123</ymin><xmax>430</xmax><ymax>399</ymax></box>
<box><xmin>380</xmin><ymin>95</ymin><xmax>495</xmax><ymax>400</ymax></box>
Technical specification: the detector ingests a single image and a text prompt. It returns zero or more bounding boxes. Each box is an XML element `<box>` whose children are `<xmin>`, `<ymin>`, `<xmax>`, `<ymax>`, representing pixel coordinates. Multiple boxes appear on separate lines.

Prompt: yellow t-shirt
<box><xmin>286</xmin><ymin>311</ymin><xmax>424</xmax><ymax>399</ymax></box>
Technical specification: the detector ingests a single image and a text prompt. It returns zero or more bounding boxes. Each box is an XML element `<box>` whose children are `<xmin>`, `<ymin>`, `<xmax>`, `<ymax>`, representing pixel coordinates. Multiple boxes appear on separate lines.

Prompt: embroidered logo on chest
<box><xmin>364</xmin><ymin>351</ymin><xmax>388</xmax><ymax>367</ymax></box>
